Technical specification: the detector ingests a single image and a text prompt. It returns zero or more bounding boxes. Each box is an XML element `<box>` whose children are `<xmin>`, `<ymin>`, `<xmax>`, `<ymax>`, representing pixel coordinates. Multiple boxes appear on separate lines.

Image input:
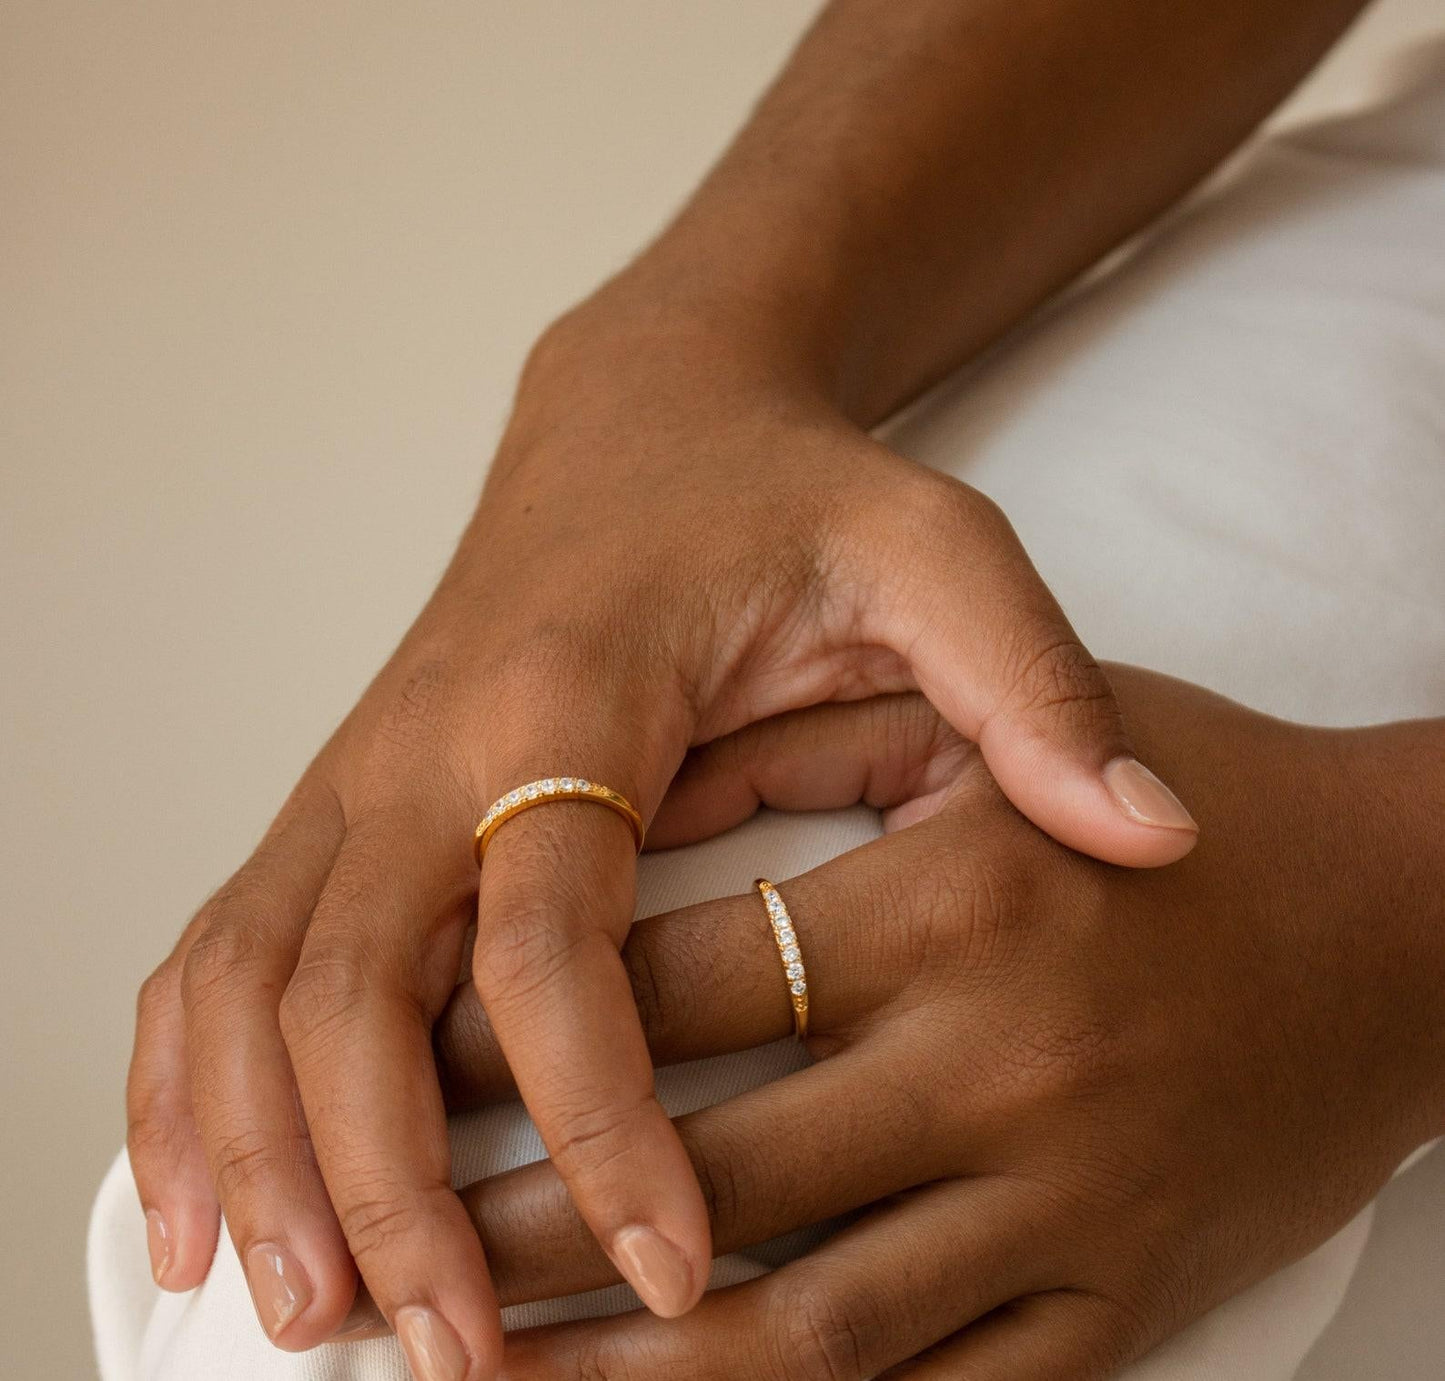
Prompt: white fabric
<box><xmin>90</xmin><ymin>40</ymin><xmax>1445</xmax><ymax>1381</ymax></box>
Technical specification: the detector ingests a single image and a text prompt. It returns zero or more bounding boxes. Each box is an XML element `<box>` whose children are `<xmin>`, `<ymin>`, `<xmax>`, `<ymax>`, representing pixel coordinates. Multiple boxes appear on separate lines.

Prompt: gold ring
<box><xmin>755</xmin><ymin>878</ymin><xmax>809</xmax><ymax>1041</ymax></box>
<box><xmin>474</xmin><ymin>778</ymin><xmax>644</xmax><ymax>866</ymax></box>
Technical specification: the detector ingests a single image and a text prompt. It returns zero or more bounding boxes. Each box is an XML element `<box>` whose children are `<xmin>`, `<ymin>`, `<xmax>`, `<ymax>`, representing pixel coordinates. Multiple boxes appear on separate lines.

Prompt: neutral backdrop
<box><xmin>3</xmin><ymin>2</ymin><xmax>1442</xmax><ymax>1376</ymax></box>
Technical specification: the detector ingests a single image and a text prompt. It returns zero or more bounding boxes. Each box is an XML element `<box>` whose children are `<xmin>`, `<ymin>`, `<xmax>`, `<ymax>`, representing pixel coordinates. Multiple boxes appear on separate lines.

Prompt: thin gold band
<box><xmin>755</xmin><ymin>878</ymin><xmax>809</xmax><ymax>1042</ymax></box>
<box><xmin>474</xmin><ymin>778</ymin><xmax>644</xmax><ymax>866</ymax></box>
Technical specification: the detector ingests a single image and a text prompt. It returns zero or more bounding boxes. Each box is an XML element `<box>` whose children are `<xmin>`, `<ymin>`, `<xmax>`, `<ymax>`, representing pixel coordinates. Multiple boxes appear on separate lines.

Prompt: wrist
<box><xmin>530</xmin><ymin>279</ymin><xmax>824</xmax><ymax>395</ymax></box>
<box><xmin>512</xmin><ymin>229</ymin><xmax>867</xmax><ymax>440</ymax></box>
<box><xmin>1331</xmin><ymin>719</ymin><xmax>1445</xmax><ymax>1141</ymax></box>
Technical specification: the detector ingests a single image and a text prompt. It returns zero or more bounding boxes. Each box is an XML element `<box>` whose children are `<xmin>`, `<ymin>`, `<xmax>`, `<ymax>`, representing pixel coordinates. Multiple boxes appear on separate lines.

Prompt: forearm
<box><xmin>545</xmin><ymin>0</ymin><xmax>1367</xmax><ymax>424</ymax></box>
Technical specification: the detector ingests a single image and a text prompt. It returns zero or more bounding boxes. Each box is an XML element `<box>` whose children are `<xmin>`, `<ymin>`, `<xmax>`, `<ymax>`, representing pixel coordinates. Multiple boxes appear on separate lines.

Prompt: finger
<box><xmin>460</xmin><ymin>1039</ymin><xmax>951</xmax><ymax>1306</ymax></box>
<box><xmin>883</xmin><ymin>1291</ymin><xmax>1139</xmax><ymax>1380</ymax></box>
<box><xmin>499</xmin><ymin>1177</ymin><xmax>1059</xmax><ymax>1380</ymax></box>
<box><xmin>472</xmin><ymin>773</ymin><xmax>711</xmax><ymax>1320</ymax></box>
<box><xmin>647</xmin><ymin>693</ymin><xmax>969</xmax><ymax>850</ymax></box>
<box><xmin>433</xmin><ymin>979</ymin><xmax>509</xmax><ymax>1109</ymax></box>
<box><xmin>180</xmin><ymin>783</ymin><xmax>355</xmax><ymax>1347</ymax></box>
<box><xmin>127</xmin><ymin>915</ymin><xmax>220</xmax><ymax>1292</ymax></box>
<box><xmin>860</xmin><ymin>470</ymin><xmax>1198</xmax><ymax>867</ymax></box>
<box><xmin>281</xmin><ymin>811</ymin><xmax>504</xmax><ymax>1379</ymax></box>
<box><xmin>441</xmin><ymin>808</ymin><xmax>951</xmax><ymax>1107</ymax></box>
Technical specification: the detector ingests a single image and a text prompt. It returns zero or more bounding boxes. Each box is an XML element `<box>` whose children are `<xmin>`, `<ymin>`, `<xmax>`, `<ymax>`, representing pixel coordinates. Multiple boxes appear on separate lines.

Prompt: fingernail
<box><xmin>1104</xmin><ymin>756</ymin><xmax>1198</xmax><ymax>831</ymax></box>
<box><xmin>395</xmin><ymin>1305</ymin><xmax>470</xmax><ymax>1381</ymax></box>
<box><xmin>610</xmin><ymin>1224</ymin><xmax>695</xmax><ymax>1319</ymax></box>
<box><xmin>334</xmin><ymin>1289</ymin><xmax>388</xmax><ymax>1341</ymax></box>
<box><xmin>244</xmin><ymin>1241</ymin><xmax>314</xmax><ymax>1341</ymax></box>
<box><xmin>145</xmin><ymin>1209</ymin><xmax>172</xmax><ymax>1285</ymax></box>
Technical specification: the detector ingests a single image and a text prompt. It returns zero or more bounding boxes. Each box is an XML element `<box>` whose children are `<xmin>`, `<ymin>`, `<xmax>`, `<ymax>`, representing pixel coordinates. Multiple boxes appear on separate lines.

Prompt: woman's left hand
<box><xmin>425</xmin><ymin>666</ymin><xmax>1445</xmax><ymax>1379</ymax></box>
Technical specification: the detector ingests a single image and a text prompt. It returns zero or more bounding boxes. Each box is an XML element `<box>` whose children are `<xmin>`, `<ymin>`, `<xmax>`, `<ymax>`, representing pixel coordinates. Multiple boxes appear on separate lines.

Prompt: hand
<box><xmin>421</xmin><ymin>669</ymin><xmax>1445</xmax><ymax>1377</ymax></box>
<box><xmin>124</xmin><ymin>300</ymin><xmax>1198</xmax><ymax>1371</ymax></box>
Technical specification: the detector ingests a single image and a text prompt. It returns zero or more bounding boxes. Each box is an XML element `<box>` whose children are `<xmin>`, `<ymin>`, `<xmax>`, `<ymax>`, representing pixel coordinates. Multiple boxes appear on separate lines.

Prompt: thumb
<box><xmin>862</xmin><ymin>473</ymin><xmax>1197</xmax><ymax>867</ymax></box>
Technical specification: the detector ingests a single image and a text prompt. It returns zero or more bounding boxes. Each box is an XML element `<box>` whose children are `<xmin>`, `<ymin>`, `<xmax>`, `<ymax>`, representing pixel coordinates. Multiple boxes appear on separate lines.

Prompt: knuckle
<box><xmin>180</xmin><ymin>916</ymin><xmax>266</xmax><ymax>1012</ymax></box>
<box><xmin>904</xmin><ymin>470</ymin><xmax>1018</xmax><ymax>554</ymax></box>
<box><xmin>208</xmin><ymin>1124</ymin><xmax>279</xmax><ymax>1202</ymax></box>
<box><xmin>568</xmin><ymin>1334</ymin><xmax>662</xmax><ymax>1381</ymax></box>
<box><xmin>385</xmin><ymin>655</ymin><xmax>461</xmax><ymax>733</ymax></box>
<box><xmin>125</xmin><ymin>1105</ymin><xmax>177</xmax><ymax>1169</ymax></box>
<box><xmin>473</xmin><ymin>908</ymin><xmax>599</xmax><ymax>1009</ymax></box>
<box><xmin>480</xmin><ymin>617</ymin><xmax>620</xmax><ymax>712</ymax></box>
<box><xmin>548</xmin><ymin>1088</ymin><xmax>655</xmax><ymax>1179</ymax></box>
<box><xmin>1007</xmin><ymin>1013</ymin><xmax>1127</xmax><ymax>1105</ymax></box>
<box><xmin>948</xmin><ymin>481</ymin><xmax>1015</xmax><ymax>541</ymax></box>
<box><xmin>1078</xmin><ymin>1290</ymin><xmax>1162</xmax><ymax>1375</ymax></box>
<box><xmin>365</xmin><ymin>657</ymin><xmax>476</xmax><ymax>790</ymax></box>
<box><xmin>896</xmin><ymin>852</ymin><xmax>1019</xmax><ymax>974</ymax></box>
<box><xmin>974</xmin><ymin>1010</ymin><xmax>1131</xmax><ymax>1150</ymax></box>
<box><xmin>960</xmin><ymin>850</ymin><xmax>1030</xmax><ymax>950</ymax></box>
<box><xmin>1001</xmin><ymin>630</ymin><xmax>1118</xmax><ymax>727</ymax></box>
<box><xmin>278</xmin><ymin>942</ymin><xmax>370</xmax><ymax>1050</ymax></box>
<box><xmin>335</xmin><ymin>1180</ymin><xmax>444</xmax><ymax>1265</ymax></box>
<box><xmin>136</xmin><ymin>964</ymin><xmax>178</xmax><ymax>1026</ymax></box>
<box><xmin>775</xmin><ymin>1279</ymin><xmax>878</xmax><ymax>1381</ymax></box>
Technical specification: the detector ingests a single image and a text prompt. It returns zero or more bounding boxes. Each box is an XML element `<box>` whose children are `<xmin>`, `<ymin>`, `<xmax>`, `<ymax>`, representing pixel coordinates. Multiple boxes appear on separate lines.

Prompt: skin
<box><xmin>415</xmin><ymin>669</ymin><xmax>1444</xmax><ymax>1377</ymax></box>
<box><xmin>125</xmin><ymin>0</ymin><xmax>1378</xmax><ymax>1374</ymax></box>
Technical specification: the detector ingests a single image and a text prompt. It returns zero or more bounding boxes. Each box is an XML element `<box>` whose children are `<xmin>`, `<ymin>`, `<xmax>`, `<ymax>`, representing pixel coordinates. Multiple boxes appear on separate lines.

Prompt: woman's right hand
<box><xmin>126</xmin><ymin>290</ymin><xmax>1197</xmax><ymax>1375</ymax></box>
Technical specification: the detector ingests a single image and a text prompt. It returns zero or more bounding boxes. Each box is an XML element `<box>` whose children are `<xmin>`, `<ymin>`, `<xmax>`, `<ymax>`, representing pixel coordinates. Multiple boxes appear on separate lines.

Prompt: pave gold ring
<box><xmin>474</xmin><ymin>778</ymin><xmax>645</xmax><ymax>866</ymax></box>
<box><xmin>755</xmin><ymin>878</ymin><xmax>809</xmax><ymax>1041</ymax></box>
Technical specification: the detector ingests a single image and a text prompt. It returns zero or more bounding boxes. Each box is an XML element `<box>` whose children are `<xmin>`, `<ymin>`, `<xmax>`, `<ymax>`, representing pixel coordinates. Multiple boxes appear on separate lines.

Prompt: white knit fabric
<box><xmin>90</xmin><ymin>41</ymin><xmax>1445</xmax><ymax>1380</ymax></box>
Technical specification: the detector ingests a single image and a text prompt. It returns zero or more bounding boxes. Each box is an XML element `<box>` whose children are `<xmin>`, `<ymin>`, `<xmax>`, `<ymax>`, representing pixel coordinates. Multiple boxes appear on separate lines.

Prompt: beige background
<box><xmin>3</xmin><ymin>2</ymin><xmax>1441</xmax><ymax>1376</ymax></box>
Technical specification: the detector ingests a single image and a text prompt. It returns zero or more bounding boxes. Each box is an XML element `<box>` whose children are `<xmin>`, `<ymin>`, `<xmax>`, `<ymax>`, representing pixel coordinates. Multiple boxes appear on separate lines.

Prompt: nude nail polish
<box><xmin>1104</xmin><ymin>756</ymin><xmax>1198</xmax><ymax>831</ymax></box>
<box><xmin>145</xmin><ymin>1209</ymin><xmax>172</xmax><ymax>1285</ymax></box>
<box><xmin>611</xmin><ymin>1224</ymin><xmax>695</xmax><ymax>1319</ymax></box>
<box><xmin>395</xmin><ymin>1306</ymin><xmax>470</xmax><ymax>1381</ymax></box>
<box><xmin>244</xmin><ymin>1241</ymin><xmax>314</xmax><ymax>1341</ymax></box>
<box><xmin>333</xmin><ymin>1289</ymin><xmax>388</xmax><ymax>1340</ymax></box>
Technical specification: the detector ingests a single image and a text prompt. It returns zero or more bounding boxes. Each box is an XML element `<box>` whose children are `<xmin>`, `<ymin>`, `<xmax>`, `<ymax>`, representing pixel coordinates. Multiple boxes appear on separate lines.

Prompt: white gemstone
<box><xmin>524</xmin><ymin>783</ymin><xmax>539</xmax><ymax>798</ymax></box>
<box><xmin>560</xmin><ymin>777</ymin><xmax>574</xmax><ymax>791</ymax></box>
<box><xmin>507</xmin><ymin>791</ymin><xmax>520</xmax><ymax>804</ymax></box>
<box><xmin>790</xmin><ymin>979</ymin><xmax>807</xmax><ymax>996</ymax></box>
<box><xmin>542</xmin><ymin>778</ymin><xmax>555</xmax><ymax>792</ymax></box>
<box><xmin>785</xmin><ymin>962</ymin><xmax>804</xmax><ymax>980</ymax></box>
<box><xmin>776</xmin><ymin>927</ymin><xmax>795</xmax><ymax>946</ymax></box>
<box><xmin>781</xmin><ymin>945</ymin><xmax>800</xmax><ymax>963</ymax></box>
<box><xmin>577</xmin><ymin>779</ymin><xmax>590</xmax><ymax>791</ymax></box>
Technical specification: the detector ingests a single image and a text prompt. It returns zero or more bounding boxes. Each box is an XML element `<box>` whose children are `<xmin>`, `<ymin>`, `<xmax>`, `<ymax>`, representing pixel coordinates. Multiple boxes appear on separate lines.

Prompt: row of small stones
<box><xmin>480</xmin><ymin>778</ymin><xmax>596</xmax><ymax>827</ymax></box>
<box><xmin>761</xmin><ymin>885</ymin><xmax>808</xmax><ymax>996</ymax></box>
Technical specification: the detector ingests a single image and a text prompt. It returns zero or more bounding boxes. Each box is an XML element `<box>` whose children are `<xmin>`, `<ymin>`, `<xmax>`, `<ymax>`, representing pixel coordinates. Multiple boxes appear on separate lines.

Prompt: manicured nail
<box><xmin>611</xmin><ymin>1224</ymin><xmax>695</xmax><ymax>1318</ymax></box>
<box><xmin>334</xmin><ymin>1289</ymin><xmax>388</xmax><ymax>1341</ymax></box>
<box><xmin>1104</xmin><ymin>756</ymin><xmax>1198</xmax><ymax>831</ymax></box>
<box><xmin>395</xmin><ymin>1306</ymin><xmax>470</xmax><ymax>1381</ymax></box>
<box><xmin>145</xmin><ymin>1209</ymin><xmax>172</xmax><ymax>1285</ymax></box>
<box><xmin>244</xmin><ymin>1242</ymin><xmax>314</xmax><ymax>1341</ymax></box>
